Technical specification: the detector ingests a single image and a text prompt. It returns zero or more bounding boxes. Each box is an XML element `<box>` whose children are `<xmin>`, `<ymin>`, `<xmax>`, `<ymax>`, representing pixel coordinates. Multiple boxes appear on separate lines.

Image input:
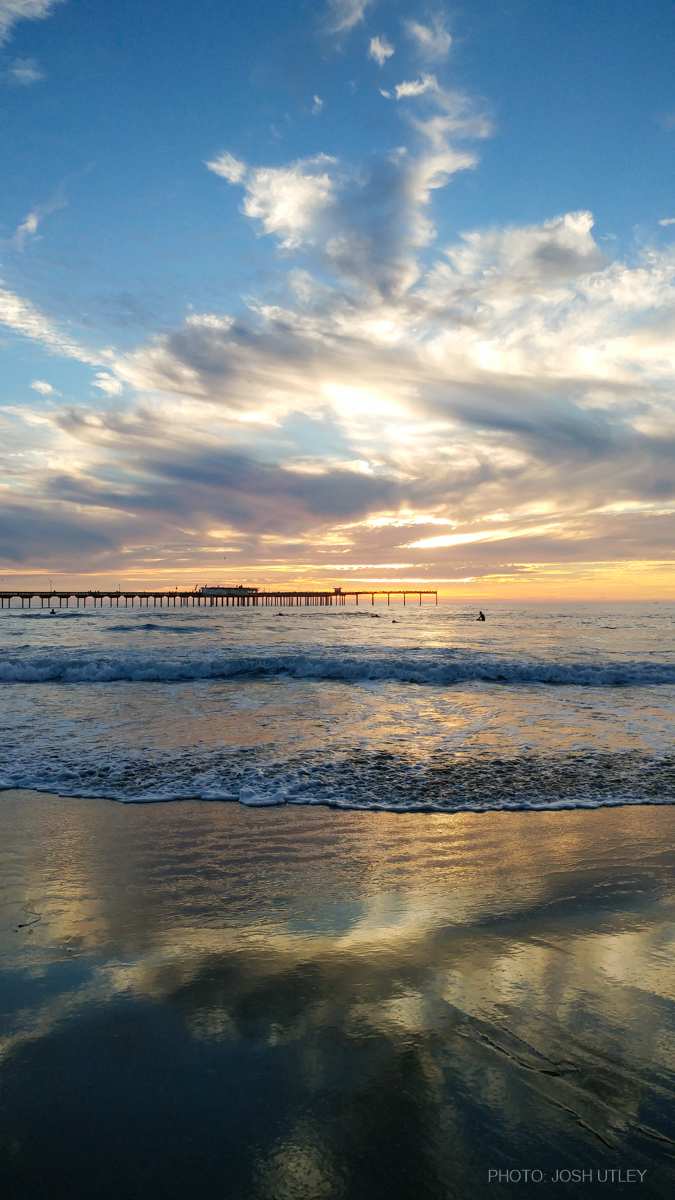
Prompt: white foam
<box><xmin>1</xmin><ymin>647</ymin><xmax>674</xmax><ymax>687</ymax></box>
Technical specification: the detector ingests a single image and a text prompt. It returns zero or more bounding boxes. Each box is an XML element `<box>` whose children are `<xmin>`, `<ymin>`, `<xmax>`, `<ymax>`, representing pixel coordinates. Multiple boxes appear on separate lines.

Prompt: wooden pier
<box><xmin>0</xmin><ymin>587</ymin><xmax>438</xmax><ymax>610</ymax></box>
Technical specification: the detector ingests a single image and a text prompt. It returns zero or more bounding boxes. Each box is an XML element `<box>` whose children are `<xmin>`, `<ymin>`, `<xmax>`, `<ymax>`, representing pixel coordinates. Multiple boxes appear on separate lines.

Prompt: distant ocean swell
<box><xmin>1</xmin><ymin>649</ymin><xmax>675</xmax><ymax>687</ymax></box>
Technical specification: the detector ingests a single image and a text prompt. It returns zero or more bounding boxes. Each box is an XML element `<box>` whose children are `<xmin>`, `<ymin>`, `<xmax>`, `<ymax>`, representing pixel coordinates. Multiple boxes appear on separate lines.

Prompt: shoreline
<box><xmin>2</xmin><ymin>784</ymin><xmax>675</xmax><ymax>814</ymax></box>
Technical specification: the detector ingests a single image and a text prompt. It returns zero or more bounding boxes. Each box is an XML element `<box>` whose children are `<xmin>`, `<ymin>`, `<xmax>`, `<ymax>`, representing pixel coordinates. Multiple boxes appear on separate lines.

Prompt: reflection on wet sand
<box><xmin>1</xmin><ymin>792</ymin><xmax>675</xmax><ymax>1198</ymax></box>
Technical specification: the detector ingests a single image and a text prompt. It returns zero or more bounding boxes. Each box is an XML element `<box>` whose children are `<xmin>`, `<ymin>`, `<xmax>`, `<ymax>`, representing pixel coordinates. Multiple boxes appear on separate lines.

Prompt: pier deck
<box><xmin>0</xmin><ymin>588</ymin><xmax>438</xmax><ymax>609</ymax></box>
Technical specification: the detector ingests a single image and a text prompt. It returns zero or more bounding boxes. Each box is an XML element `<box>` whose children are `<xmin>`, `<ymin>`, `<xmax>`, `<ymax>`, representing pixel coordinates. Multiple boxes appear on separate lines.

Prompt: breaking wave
<box><xmin>1</xmin><ymin>647</ymin><xmax>674</xmax><ymax>686</ymax></box>
<box><xmin>1</xmin><ymin>747</ymin><xmax>673</xmax><ymax>812</ymax></box>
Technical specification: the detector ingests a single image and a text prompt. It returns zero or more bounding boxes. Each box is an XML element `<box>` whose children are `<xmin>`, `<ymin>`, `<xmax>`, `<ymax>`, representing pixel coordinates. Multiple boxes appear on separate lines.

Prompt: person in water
<box><xmin>477</xmin><ymin>610</ymin><xmax>486</xmax><ymax>622</ymax></box>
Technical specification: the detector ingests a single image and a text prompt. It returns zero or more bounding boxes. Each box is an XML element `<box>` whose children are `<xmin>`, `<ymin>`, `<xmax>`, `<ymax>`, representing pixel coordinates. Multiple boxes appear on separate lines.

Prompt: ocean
<box><xmin>1</xmin><ymin>600</ymin><xmax>673</xmax><ymax>811</ymax></box>
<box><xmin>2</xmin><ymin>601</ymin><xmax>675</xmax><ymax>1197</ymax></box>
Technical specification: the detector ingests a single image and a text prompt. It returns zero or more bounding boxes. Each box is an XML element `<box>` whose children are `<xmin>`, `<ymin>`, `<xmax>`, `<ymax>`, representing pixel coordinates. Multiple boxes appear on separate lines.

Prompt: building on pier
<box><xmin>197</xmin><ymin>585</ymin><xmax>259</xmax><ymax>597</ymax></box>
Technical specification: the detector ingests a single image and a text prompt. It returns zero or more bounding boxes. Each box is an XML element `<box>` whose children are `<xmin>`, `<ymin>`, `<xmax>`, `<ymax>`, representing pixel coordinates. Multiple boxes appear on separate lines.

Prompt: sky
<box><xmin>1</xmin><ymin>0</ymin><xmax>675</xmax><ymax>599</ymax></box>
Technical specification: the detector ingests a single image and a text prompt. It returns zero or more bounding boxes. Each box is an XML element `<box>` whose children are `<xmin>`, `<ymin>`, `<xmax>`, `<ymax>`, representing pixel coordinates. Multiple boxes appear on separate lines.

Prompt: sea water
<box><xmin>0</xmin><ymin>600</ymin><xmax>673</xmax><ymax>810</ymax></box>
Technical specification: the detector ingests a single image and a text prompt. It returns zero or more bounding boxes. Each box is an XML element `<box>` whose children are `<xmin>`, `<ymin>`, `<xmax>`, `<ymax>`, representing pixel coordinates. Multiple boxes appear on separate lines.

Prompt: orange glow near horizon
<box><xmin>1</xmin><ymin>559</ymin><xmax>673</xmax><ymax>602</ymax></box>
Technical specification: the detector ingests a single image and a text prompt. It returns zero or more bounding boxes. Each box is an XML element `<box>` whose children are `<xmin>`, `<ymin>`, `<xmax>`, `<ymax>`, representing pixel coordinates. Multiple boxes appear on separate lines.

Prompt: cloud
<box><xmin>311</xmin><ymin>93</ymin><xmax>323</xmax><ymax>115</ymax></box>
<box><xmin>2</xmin><ymin>15</ymin><xmax>674</xmax><ymax>590</ymax></box>
<box><xmin>93</xmin><ymin>371</ymin><xmax>123</xmax><ymax>396</ymax></box>
<box><xmin>30</xmin><ymin>378</ymin><xmax>56</xmax><ymax>395</ymax></box>
<box><xmin>404</xmin><ymin>14</ymin><xmax>452</xmax><ymax>61</ymax></box>
<box><xmin>393</xmin><ymin>74</ymin><xmax>437</xmax><ymax>100</ymax></box>
<box><xmin>0</xmin><ymin>0</ymin><xmax>63</xmax><ymax>46</ymax></box>
<box><xmin>368</xmin><ymin>35</ymin><xmax>394</xmax><ymax>66</ymax></box>
<box><xmin>0</xmin><ymin>502</ymin><xmax>132</xmax><ymax>569</ymax></box>
<box><xmin>205</xmin><ymin>151</ymin><xmax>247</xmax><ymax>184</ymax></box>
<box><xmin>213</xmin><ymin>80</ymin><xmax>485</xmax><ymax>298</ymax></box>
<box><xmin>659</xmin><ymin>217</ymin><xmax>675</xmax><ymax>227</ymax></box>
<box><xmin>11</xmin><ymin>185</ymin><xmax>67</xmax><ymax>250</ymax></box>
<box><xmin>386</xmin><ymin>72</ymin><xmax>492</xmax><ymax>146</ymax></box>
<box><xmin>5</xmin><ymin>55</ymin><xmax>44</xmax><ymax>84</ymax></box>
<box><xmin>76</xmin><ymin>202</ymin><xmax>675</xmax><ymax>580</ymax></box>
<box><xmin>433</xmin><ymin>210</ymin><xmax>606</xmax><ymax>291</ymax></box>
<box><xmin>324</xmin><ymin>0</ymin><xmax>374</xmax><ymax>34</ymax></box>
<box><xmin>217</xmin><ymin>154</ymin><xmax>337</xmax><ymax>251</ymax></box>
<box><xmin>0</xmin><ymin>284</ymin><xmax>100</xmax><ymax>363</ymax></box>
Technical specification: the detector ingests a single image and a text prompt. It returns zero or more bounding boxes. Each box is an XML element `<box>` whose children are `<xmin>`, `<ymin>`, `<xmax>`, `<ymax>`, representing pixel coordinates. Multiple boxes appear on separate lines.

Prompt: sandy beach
<box><xmin>1</xmin><ymin>790</ymin><xmax>674</xmax><ymax>1198</ymax></box>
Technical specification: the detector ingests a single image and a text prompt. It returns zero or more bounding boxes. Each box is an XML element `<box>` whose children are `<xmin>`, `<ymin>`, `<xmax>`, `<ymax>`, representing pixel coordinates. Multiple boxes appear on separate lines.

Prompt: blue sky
<box><xmin>1</xmin><ymin>0</ymin><xmax>675</xmax><ymax>595</ymax></box>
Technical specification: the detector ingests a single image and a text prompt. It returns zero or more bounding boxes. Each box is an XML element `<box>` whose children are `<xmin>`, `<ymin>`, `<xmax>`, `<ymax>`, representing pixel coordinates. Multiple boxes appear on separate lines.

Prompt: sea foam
<box><xmin>1</xmin><ymin>647</ymin><xmax>674</xmax><ymax>686</ymax></box>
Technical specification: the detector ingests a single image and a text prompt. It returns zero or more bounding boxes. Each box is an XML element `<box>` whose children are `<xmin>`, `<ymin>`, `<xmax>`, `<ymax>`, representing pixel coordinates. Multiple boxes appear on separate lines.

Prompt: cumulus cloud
<box><xmin>659</xmin><ymin>217</ymin><xmax>675</xmax><ymax>227</ymax></box>
<box><xmin>238</xmin><ymin>155</ymin><xmax>337</xmax><ymax>250</ymax></box>
<box><xmin>213</xmin><ymin>73</ymin><xmax>486</xmax><ymax>299</ymax></box>
<box><xmin>404</xmin><ymin>14</ymin><xmax>452</xmax><ymax>61</ymax></box>
<box><xmin>0</xmin><ymin>0</ymin><xmax>63</xmax><ymax>45</ymax></box>
<box><xmin>368</xmin><ymin>35</ymin><xmax>394</xmax><ymax>65</ymax></box>
<box><xmin>30</xmin><ymin>378</ymin><xmax>56</xmax><ymax>394</ymax></box>
<box><xmin>5</xmin><ymin>55</ymin><xmax>44</xmax><ymax>83</ymax></box>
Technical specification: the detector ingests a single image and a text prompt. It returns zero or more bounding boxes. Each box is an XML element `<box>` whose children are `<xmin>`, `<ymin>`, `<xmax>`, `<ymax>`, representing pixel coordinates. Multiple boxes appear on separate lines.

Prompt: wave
<box><xmin>108</xmin><ymin>622</ymin><xmax>207</xmax><ymax>633</ymax></box>
<box><xmin>1</xmin><ymin>647</ymin><xmax>674</xmax><ymax>686</ymax></box>
<box><xmin>1</xmin><ymin>734</ymin><xmax>673</xmax><ymax>813</ymax></box>
<box><xmin>1</xmin><ymin>780</ymin><xmax>673</xmax><ymax>814</ymax></box>
<box><xmin>5</xmin><ymin>611</ymin><xmax>90</xmax><ymax>620</ymax></box>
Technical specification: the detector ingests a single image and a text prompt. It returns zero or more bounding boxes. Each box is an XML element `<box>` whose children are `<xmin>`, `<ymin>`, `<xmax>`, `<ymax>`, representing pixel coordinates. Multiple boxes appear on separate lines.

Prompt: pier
<box><xmin>0</xmin><ymin>587</ymin><xmax>438</xmax><ymax>609</ymax></box>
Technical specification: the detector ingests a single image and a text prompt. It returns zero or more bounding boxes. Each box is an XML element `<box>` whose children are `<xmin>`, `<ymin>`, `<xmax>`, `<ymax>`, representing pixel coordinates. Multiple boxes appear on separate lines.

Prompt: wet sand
<box><xmin>1</xmin><ymin>790</ymin><xmax>674</xmax><ymax>1198</ymax></box>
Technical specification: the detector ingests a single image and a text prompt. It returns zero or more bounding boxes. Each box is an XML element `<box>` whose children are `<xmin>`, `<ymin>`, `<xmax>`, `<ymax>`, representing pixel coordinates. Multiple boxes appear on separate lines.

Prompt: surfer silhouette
<box><xmin>477</xmin><ymin>610</ymin><xmax>486</xmax><ymax>622</ymax></box>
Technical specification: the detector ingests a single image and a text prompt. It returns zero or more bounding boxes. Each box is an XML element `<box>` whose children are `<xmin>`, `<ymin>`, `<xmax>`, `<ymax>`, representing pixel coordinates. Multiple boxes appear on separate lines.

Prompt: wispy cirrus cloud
<box><xmin>4</xmin><ymin>54</ymin><xmax>43</xmax><ymax>83</ymax></box>
<box><xmin>0</xmin><ymin>284</ymin><xmax>100</xmax><ymax>364</ymax></box>
<box><xmin>10</xmin><ymin>185</ymin><xmax>67</xmax><ymax>250</ymax></box>
<box><xmin>0</xmin><ymin>0</ymin><xmax>63</xmax><ymax>45</ymax></box>
<box><xmin>404</xmin><ymin>13</ymin><xmax>452</xmax><ymax>61</ymax></box>
<box><xmin>324</xmin><ymin>0</ymin><xmax>374</xmax><ymax>35</ymax></box>
<box><xmin>204</xmin><ymin>150</ymin><xmax>246</xmax><ymax>183</ymax></box>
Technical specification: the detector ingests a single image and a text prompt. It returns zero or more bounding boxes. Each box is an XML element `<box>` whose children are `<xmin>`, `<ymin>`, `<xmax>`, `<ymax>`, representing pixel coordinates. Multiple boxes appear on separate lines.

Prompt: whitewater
<box><xmin>1</xmin><ymin>600</ymin><xmax>673</xmax><ymax>811</ymax></box>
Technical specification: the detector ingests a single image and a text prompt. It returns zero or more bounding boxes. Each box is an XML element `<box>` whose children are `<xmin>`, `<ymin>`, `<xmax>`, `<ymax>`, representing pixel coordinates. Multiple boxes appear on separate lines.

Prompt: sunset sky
<box><xmin>1</xmin><ymin>0</ymin><xmax>675</xmax><ymax>598</ymax></box>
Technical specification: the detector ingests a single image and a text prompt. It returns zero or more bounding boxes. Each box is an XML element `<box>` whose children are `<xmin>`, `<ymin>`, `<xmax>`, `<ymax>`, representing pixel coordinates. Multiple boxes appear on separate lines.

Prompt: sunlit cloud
<box><xmin>368</xmin><ymin>35</ymin><xmax>394</xmax><ymax>66</ymax></box>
